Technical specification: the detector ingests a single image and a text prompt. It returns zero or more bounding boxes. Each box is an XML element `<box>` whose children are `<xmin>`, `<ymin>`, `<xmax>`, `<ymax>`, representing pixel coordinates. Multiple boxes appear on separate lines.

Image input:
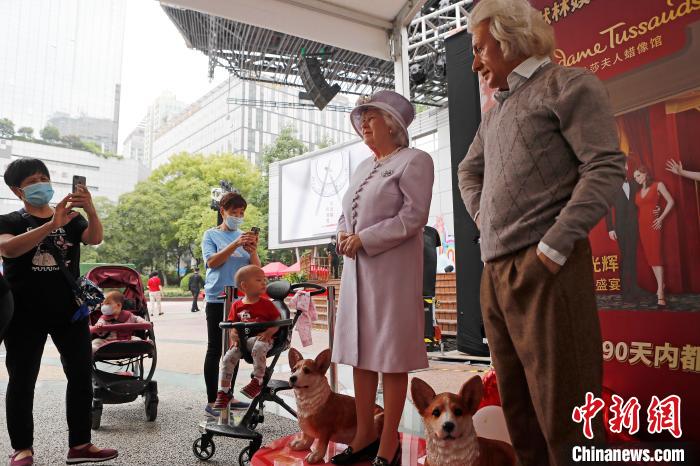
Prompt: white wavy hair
<box><xmin>467</xmin><ymin>0</ymin><xmax>555</xmax><ymax>60</ymax></box>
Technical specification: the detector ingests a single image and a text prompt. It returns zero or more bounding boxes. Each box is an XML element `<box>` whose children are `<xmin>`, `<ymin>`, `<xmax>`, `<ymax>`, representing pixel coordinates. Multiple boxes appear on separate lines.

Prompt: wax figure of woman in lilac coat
<box><xmin>330</xmin><ymin>91</ymin><xmax>434</xmax><ymax>466</ymax></box>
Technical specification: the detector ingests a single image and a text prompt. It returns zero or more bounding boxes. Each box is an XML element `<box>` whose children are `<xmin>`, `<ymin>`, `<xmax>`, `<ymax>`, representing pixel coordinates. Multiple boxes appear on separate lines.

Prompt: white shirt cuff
<box><xmin>537</xmin><ymin>241</ymin><xmax>567</xmax><ymax>266</ymax></box>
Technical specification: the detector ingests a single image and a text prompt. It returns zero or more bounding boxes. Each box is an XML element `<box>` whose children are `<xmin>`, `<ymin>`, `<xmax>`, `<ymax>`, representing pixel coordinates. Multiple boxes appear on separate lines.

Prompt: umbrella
<box><xmin>262</xmin><ymin>262</ymin><xmax>290</xmax><ymax>277</ymax></box>
<box><xmin>285</xmin><ymin>261</ymin><xmax>301</xmax><ymax>273</ymax></box>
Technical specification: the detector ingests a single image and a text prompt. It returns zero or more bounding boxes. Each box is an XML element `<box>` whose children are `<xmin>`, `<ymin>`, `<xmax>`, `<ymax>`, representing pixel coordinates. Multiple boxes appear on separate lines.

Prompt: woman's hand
<box><xmin>342</xmin><ymin>234</ymin><xmax>363</xmax><ymax>259</ymax></box>
<box><xmin>652</xmin><ymin>216</ymin><xmax>664</xmax><ymax>230</ymax></box>
<box><xmin>336</xmin><ymin>231</ymin><xmax>349</xmax><ymax>255</ymax></box>
<box><xmin>51</xmin><ymin>195</ymin><xmax>79</xmax><ymax>229</ymax></box>
<box><xmin>242</xmin><ymin>233</ymin><xmax>258</xmax><ymax>254</ymax></box>
<box><xmin>69</xmin><ymin>185</ymin><xmax>96</xmax><ymax>216</ymax></box>
<box><xmin>665</xmin><ymin>159</ymin><xmax>683</xmax><ymax>176</ymax></box>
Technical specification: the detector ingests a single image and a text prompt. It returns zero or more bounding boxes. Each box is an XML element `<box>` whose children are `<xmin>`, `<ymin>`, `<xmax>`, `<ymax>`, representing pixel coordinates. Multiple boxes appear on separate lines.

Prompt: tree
<box><xmin>40</xmin><ymin>125</ymin><xmax>60</xmax><ymax>142</ymax></box>
<box><xmin>17</xmin><ymin>127</ymin><xmax>33</xmax><ymax>139</ymax></box>
<box><xmin>250</xmin><ymin>126</ymin><xmax>308</xmax><ymax>265</ymax></box>
<box><xmin>96</xmin><ymin>152</ymin><xmax>265</xmax><ymax>277</ymax></box>
<box><xmin>0</xmin><ymin>118</ymin><xmax>15</xmax><ymax>139</ymax></box>
<box><xmin>62</xmin><ymin>134</ymin><xmax>88</xmax><ymax>151</ymax></box>
<box><xmin>317</xmin><ymin>135</ymin><xmax>335</xmax><ymax>149</ymax></box>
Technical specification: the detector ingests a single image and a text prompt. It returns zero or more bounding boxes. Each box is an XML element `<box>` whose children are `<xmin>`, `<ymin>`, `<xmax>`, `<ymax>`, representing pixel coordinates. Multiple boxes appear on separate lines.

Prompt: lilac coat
<box><xmin>331</xmin><ymin>148</ymin><xmax>433</xmax><ymax>373</ymax></box>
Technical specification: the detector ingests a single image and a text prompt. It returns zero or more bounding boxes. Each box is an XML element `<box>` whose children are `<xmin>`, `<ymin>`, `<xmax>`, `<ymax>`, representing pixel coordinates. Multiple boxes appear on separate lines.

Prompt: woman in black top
<box><xmin>0</xmin><ymin>159</ymin><xmax>117</xmax><ymax>466</ymax></box>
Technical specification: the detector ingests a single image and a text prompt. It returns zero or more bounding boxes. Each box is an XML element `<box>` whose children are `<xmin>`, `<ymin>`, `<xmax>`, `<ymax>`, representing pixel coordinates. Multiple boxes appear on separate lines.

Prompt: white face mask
<box><xmin>101</xmin><ymin>304</ymin><xmax>115</xmax><ymax>316</ymax></box>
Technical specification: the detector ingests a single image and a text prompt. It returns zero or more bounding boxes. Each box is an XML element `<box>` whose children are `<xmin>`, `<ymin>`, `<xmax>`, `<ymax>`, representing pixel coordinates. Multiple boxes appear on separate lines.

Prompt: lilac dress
<box><xmin>331</xmin><ymin>147</ymin><xmax>433</xmax><ymax>373</ymax></box>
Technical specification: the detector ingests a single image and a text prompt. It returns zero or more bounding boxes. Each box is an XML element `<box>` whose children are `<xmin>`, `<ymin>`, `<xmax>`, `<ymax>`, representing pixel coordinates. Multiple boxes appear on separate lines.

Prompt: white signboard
<box><xmin>269</xmin><ymin>140</ymin><xmax>372</xmax><ymax>247</ymax></box>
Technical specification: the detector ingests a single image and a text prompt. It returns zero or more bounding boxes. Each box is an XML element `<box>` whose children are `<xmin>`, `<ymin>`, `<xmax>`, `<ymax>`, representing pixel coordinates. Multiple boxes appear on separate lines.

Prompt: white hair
<box><xmin>467</xmin><ymin>0</ymin><xmax>555</xmax><ymax>60</ymax></box>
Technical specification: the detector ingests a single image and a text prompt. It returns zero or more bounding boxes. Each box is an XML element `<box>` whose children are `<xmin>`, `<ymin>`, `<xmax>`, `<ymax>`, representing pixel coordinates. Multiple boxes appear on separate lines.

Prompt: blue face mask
<box><xmin>22</xmin><ymin>182</ymin><xmax>54</xmax><ymax>207</ymax></box>
<box><xmin>225</xmin><ymin>215</ymin><xmax>244</xmax><ymax>230</ymax></box>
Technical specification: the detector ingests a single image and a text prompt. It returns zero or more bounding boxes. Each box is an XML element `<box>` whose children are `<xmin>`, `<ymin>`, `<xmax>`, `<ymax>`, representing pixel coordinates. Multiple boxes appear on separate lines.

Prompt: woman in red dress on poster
<box><xmin>633</xmin><ymin>166</ymin><xmax>675</xmax><ymax>307</ymax></box>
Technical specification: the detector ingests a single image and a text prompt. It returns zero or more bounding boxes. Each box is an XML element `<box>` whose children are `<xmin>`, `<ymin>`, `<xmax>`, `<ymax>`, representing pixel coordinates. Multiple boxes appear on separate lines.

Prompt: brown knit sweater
<box><xmin>458</xmin><ymin>63</ymin><xmax>625</xmax><ymax>262</ymax></box>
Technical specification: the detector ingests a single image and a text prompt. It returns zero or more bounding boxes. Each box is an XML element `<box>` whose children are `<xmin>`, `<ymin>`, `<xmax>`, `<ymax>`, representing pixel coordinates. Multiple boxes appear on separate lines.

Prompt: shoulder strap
<box><xmin>18</xmin><ymin>209</ymin><xmax>79</xmax><ymax>290</ymax></box>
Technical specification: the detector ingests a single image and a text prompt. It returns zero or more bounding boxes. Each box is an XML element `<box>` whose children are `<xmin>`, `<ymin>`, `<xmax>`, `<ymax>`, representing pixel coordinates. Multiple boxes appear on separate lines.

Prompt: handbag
<box><xmin>20</xmin><ymin>210</ymin><xmax>104</xmax><ymax>322</ymax></box>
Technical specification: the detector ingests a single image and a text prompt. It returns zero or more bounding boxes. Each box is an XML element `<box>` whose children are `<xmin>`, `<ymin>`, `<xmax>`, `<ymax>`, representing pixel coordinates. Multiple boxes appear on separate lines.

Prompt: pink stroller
<box><xmin>85</xmin><ymin>265</ymin><xmax>158</xmax><ymax>429</ymax></box>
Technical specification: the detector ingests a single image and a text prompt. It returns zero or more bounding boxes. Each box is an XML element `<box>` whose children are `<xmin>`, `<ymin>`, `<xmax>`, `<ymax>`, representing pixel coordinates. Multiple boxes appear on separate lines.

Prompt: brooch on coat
<box><xmin>381</xmin><ymin>169</ymin><xmax>393</xmax><ymax>177</ymax></box>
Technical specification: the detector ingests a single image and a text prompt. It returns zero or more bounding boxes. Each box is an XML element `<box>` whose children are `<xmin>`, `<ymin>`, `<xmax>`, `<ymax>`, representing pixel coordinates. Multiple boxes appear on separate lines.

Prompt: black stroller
<box><xmin>86</xmin><ymin>265</ymin><xmax>158</xmax><ymax>429</ymax></box>
<box><xmin>192</xmin><ymin>280</ymin><xmax>326</xmax><ymax>465</ymax></box>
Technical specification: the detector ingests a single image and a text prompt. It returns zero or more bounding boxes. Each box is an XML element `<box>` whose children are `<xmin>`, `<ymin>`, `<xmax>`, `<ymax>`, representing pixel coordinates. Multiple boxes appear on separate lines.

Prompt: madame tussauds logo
<box><xmin>554</xmin><ymin>0</ymin><xmax>700</xmax><ymax>66</ymax></box>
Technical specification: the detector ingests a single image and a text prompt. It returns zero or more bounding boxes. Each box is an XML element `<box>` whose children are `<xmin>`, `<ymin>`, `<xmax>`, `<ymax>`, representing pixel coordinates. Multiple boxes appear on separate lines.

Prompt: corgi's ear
<box><xmin>288</xmin><ymin>348</ymin><xmax>303</xmax><ymax>369</ymax></box>
<box><xmin>314</xmin><ymin>349</ymin><xmax>332</xmax><ymax>375</ymax></box>
<box><xmin>411</xmin><ymin>378</ymin><xmax>436</xmax><ymax>413</ymax></box>
<box><xmin>459</xmin><ymin>375</ymin><xmax>483</xmax><ymax>415</ymax></box>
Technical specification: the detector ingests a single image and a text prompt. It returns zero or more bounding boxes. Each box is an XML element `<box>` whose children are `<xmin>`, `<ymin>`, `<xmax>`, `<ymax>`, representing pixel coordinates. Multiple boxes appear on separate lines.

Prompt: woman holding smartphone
<box><xmin>200</xmin><ymin>192</ymin><xmax>260</xmax><ymax>416</ymax></box>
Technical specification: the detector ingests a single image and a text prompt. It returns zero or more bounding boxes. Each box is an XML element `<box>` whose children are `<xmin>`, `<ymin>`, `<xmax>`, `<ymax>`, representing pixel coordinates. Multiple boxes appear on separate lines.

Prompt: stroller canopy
<box><xmin>85</xmin><ymin>266</ymin><xmax>148</xmax><ymax>316</ymax></box>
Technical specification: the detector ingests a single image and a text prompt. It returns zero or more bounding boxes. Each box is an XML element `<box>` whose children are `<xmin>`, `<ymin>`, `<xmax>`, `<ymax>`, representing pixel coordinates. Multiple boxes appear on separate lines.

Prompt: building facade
<box><xmin>142</xmin><ymin>91</ymin><xmax>186</xmax><ymax>166</ymax></box>
<box><xmin>0</xmin><ymin>0</ymin><xmax>126</xmax><ymax>150</ymax></box>
<box><xmin>151</xmin><ymin>77</ymin><xmax>356</xmax><ymax>168</ymax></box>
<box><xmin>0</xmin><ymin>139</ymin><xmax>149</xmax><ymax>214</ymax></box>
<box><xmin>123</xmin><ymin>122</ymin><xmax>145</xmax><ymax>162</ymax></box>
<box><xmin>47</xmin><ymin>113</ymin><xmax>119</xmax><ymax>154</ymax></box>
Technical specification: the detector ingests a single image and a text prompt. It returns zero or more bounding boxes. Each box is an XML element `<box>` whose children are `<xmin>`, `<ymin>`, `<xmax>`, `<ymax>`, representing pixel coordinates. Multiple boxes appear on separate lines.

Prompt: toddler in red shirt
<box><xmin>214</xmin><ymin>265</ymin><xmax>280</xmax><ymax>407</ymax></box>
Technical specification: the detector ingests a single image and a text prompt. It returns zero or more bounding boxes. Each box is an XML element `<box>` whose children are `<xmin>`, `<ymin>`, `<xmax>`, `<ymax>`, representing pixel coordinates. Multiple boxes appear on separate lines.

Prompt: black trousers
<box><xmin>331</xmin><ymin>260</ymin><xmax>339</xmax><ymax>279</ymax></box>
<box><xmin>190</xmin><ymin>289</ymin><xmax>200</xmax><ymax>311</ymax></box>
<box><xmin>4</xmin><ymin>315</ymin><xmax>93</xmax><ymax>450</ymax></box>
<box><xmin>204</xmin><ymin>302</ymin><xmax>226</xmax><ymax>403</ymax></box>
<box><xmin>0</xmin><ymin>288</ymin><xmax>13</xmax><ymax>345</ymax></box>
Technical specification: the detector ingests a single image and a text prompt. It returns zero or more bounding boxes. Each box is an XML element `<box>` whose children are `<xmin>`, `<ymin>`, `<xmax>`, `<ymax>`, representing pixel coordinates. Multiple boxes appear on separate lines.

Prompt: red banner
<box><xmin>530</xmin><ymin>0</ymin><xmax>700</xmax><ymax>80</ymax></box>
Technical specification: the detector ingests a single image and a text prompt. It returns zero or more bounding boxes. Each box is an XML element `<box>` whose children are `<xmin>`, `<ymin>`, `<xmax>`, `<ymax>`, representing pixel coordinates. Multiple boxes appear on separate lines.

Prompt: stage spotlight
<box><xmin>434</xmin><ymin>54</ymin><xmax>447</xmax><ymax>79</ymax></box>
<box><xmin>299</xmin><ymin>56</ymin><xmax>340</xmax><ymax>110</ymax></box>
<box><xmin>410</xmin><ymin>63</ymin><xmax>427</xmax><ymax>85</ymax></box>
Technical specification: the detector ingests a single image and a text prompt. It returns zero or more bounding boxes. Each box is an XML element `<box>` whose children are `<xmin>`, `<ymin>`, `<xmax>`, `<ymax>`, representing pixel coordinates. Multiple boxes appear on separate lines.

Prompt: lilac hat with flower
<box><xmin>350</xmin><ymin>90</ymin><xmax>415</xmax><ymax>142</ymax></box>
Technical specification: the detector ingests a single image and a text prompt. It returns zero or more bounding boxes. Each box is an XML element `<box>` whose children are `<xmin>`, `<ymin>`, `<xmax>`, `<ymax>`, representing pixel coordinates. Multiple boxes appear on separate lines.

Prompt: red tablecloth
<box><xmin>252</xmin><ymin>432</ymin><xmax>427</xmax><ymax>466</ymax></box>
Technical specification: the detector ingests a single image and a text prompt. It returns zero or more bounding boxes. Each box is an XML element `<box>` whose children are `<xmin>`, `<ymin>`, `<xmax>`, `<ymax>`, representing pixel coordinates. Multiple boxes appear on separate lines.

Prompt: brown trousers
<box><xmin>481</xmin><ymin>240</ymin><xmax>605</xmax><ymax>466</ymax></box>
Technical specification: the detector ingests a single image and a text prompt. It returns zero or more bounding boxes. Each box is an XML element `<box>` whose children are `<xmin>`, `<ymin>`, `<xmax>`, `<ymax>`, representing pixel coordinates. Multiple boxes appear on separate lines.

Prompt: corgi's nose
<box><xmin>289</xmin><ymin>375</ymin><xmax>297</xmax><ymax>385</ymax></box>
<box><xmin>442</xmin><ymin>421</ymin><xmax>455</xmax><ymax>433</ymax></box>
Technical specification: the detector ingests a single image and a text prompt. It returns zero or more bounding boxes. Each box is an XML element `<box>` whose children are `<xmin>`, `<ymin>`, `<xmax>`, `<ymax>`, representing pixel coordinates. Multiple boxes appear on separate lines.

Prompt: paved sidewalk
<box><xmin>0</xmin><ymin>300</ymin><xmax>487</xmax><ymax>464</ymax></box>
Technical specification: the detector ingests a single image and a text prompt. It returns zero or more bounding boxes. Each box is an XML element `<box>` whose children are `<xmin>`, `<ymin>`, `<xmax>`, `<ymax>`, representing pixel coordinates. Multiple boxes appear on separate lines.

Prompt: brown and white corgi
<box><xmin>287</xmin><ymin>348</ymin><xmax>383</xmax><ymax>464</ymax></box>
<box><xmin>411</xmin><ymin>376</ymin><xmax>516</xmax><ymax>466</ymax></box>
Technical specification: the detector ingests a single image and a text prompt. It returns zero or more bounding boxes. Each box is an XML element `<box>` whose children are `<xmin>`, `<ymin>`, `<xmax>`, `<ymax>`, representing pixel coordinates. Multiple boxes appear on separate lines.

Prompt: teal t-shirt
<box><xmin>201</xmin><ymin>227</ymin><xmax>251</xmax><ymax>303</ymax></box>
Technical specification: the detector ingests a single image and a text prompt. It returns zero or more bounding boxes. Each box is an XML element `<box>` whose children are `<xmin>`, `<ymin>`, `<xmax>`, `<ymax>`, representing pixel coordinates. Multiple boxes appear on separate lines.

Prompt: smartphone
<box><xmin>72</xmin><ymin>175</ymin><xmax>86</xmax><ymax>193</ymax></box>
<box><xmin>250</xmin><ymin>226</ymin><xmax>260</xmax><ymax>235</ymax></box>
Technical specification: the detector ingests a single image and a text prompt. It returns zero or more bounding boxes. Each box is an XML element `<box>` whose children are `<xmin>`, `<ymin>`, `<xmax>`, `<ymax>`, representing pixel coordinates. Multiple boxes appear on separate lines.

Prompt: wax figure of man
<box><xmin>458</xmin><ymin>1</ymin><xmax>625</xmax><ymax>465</ymax></box>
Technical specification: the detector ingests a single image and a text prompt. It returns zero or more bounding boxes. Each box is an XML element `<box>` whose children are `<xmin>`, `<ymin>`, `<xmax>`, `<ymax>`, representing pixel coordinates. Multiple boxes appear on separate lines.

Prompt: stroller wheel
<box><xmin>238</xmin><ymin>446</ymin><xmax>252</xmax><ymax>466</ymax></box>
<box><xmin>193</xmin><ymin>436</ymin><xmax>215</xmax><ymax>461</ymax></box>
<box><xmin>144</xmin><ymin>391</ymin><xmax>158</xmax><ymax>422</ymax></box>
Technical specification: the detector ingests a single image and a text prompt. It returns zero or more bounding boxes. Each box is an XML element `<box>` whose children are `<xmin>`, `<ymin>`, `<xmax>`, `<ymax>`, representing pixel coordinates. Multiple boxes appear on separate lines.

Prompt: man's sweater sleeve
<box><xmin>458</xmin><ymin>122</ymin><xmax>485</xmax><ymax>220</ymax></box>
<box><xmin>541</xmin><ymin>71</ymin><xmax>625</xmax><ymax>258</ymax></box>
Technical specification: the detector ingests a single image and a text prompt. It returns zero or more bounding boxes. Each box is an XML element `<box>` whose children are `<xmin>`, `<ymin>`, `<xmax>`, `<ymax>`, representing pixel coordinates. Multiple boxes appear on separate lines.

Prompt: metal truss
<box><xmin>162</xmin><ymin>1</ymin><xmax>472</xmax><ymax>107</ymax></box>
<box><xmin>226</xmin><ymin>98</ymin><xmax>353</xmax><ymax>113</ymax></box>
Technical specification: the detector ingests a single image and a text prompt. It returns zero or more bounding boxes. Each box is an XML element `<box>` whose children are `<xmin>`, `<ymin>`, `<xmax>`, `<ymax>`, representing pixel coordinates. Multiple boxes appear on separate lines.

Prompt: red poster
<box><xmin>530</xmin><ymin>0</ymin><xmax>700</xmax><ymax>80</ymax></box>
<box><xmin>527</xmin><ymin>0</ymin><xmax>700</xmax><ymax>444</ymax></box>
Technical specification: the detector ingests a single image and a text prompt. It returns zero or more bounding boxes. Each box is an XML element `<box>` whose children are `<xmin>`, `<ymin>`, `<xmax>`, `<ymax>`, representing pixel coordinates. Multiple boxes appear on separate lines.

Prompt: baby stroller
<box><xmin>192</xmin><ymin>280</ymin><xmax>326</xmax><ymax>465</ymax></box>
<box><xmin>85</xmin><ymin>265</ymin><xmax>158</xmax><ymax>429</ymax></box>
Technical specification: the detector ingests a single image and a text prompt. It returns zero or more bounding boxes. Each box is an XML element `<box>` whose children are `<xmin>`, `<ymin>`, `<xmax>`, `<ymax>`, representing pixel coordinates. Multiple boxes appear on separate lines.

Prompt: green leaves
<box><xmin>90</xmin><ymin>127</ymin><xmax>309</xmax><ymax>279</ymax></box>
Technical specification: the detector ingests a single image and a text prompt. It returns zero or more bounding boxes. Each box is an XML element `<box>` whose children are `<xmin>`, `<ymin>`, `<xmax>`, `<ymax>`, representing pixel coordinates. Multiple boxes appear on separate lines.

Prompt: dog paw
<box><xmin>289</xmin><ymin>439</ymin><xmax>310</xmax><ymax>451</ymax></box>
<box><xmin>305</xmin><ymin>451</ymin><xmax>325</xmax><ymax>464</ymax></box>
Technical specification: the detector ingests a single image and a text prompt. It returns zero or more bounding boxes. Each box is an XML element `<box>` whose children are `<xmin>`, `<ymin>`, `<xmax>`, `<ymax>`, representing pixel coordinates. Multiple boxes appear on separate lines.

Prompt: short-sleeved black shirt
<box><xmin>0</xmin><ymin>211</ymin><xmax>87</xmax><ymax>319</ymax></box>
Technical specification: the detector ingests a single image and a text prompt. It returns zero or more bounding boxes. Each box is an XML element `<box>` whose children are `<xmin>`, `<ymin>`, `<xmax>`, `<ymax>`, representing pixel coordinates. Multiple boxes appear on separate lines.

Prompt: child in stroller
<box><xmin>86</xmin><ymin>265</ymin><xmax>158</xmax><ymax>430</ymax></box>
<box><xmin>214</xmin><ymin>265</ymin><xmax>280</xmax><ymax>407</ymax></box>
<box><xmin>91</xmin><ymin>291</ymin><xmax>148</xmax><ymax>353</ymax></box>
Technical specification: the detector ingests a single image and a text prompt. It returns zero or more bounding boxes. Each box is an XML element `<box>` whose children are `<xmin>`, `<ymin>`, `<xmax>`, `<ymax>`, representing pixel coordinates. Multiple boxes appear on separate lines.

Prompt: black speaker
<box><xmin>299</xmin><ymin>57</ymin><xmax>340</xmax><ymax>110</ymax></box>
<box><xmin>446</xmin><ymin>29</ymin><xmax>489</xmax><ymax>357</ymax></box>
